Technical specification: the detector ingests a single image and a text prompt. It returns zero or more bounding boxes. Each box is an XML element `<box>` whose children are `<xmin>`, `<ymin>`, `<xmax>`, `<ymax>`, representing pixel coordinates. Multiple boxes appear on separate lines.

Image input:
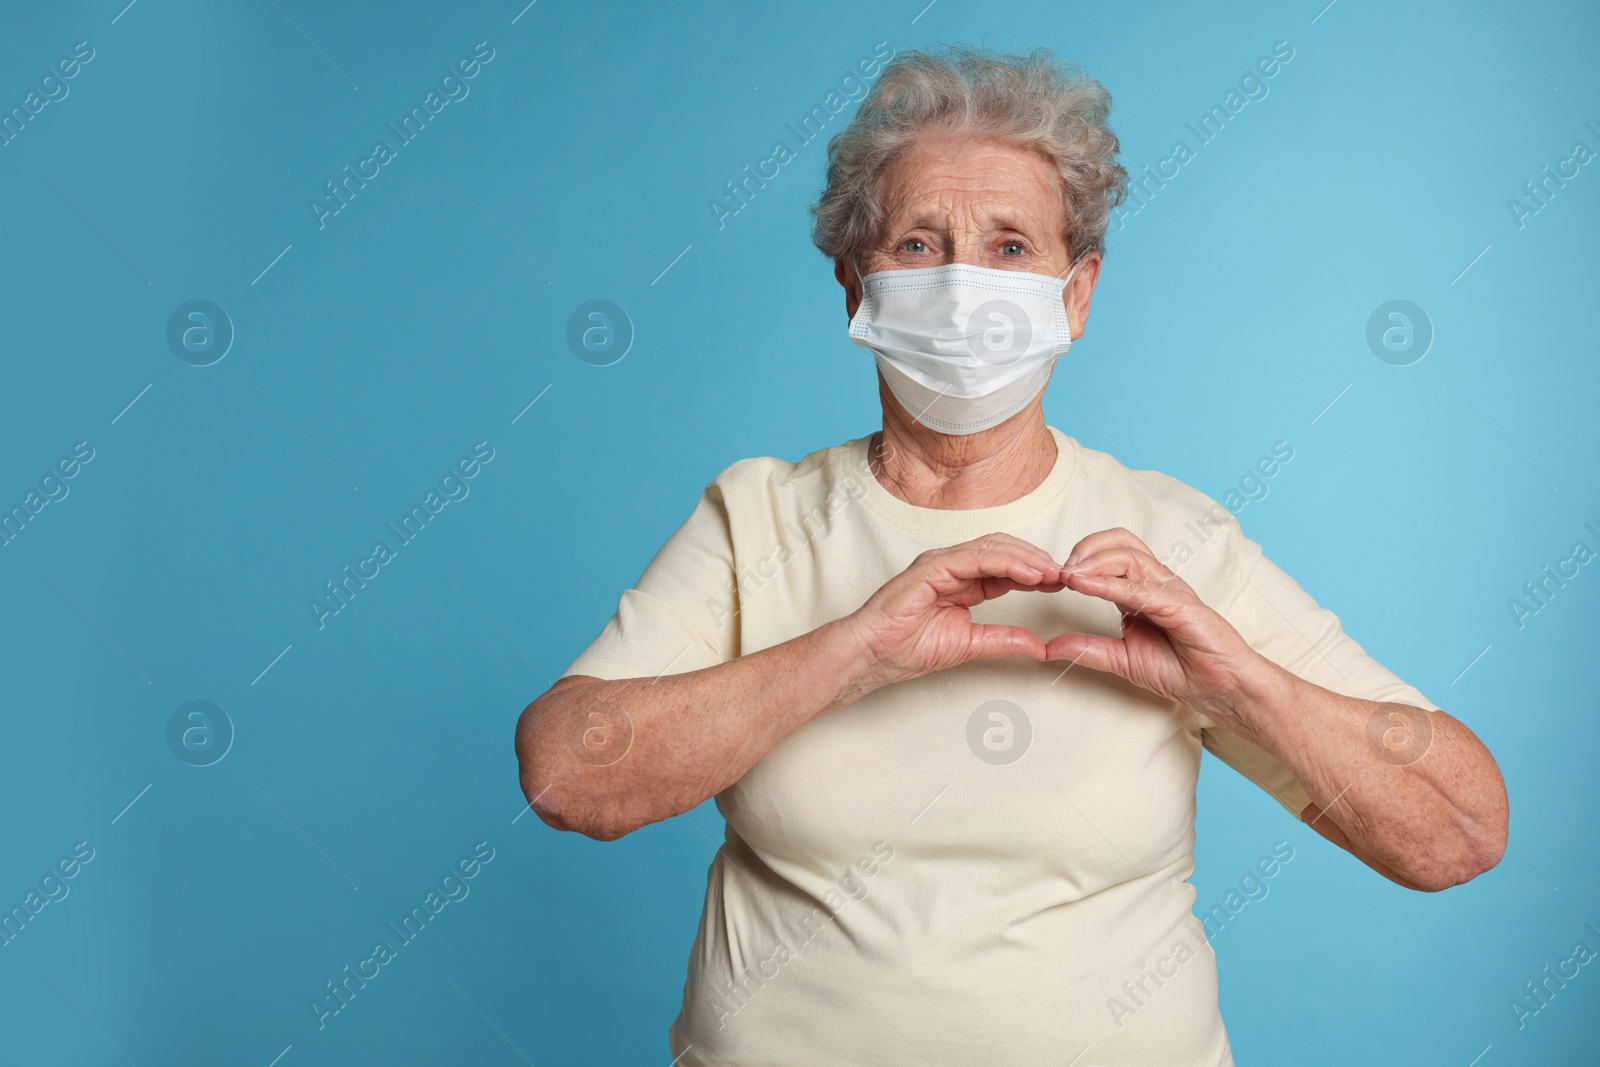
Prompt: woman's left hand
<box><xmin>1044</xmin><ymin>527</ymin><xmax>1266</xmax><ymax>728</ymax></box>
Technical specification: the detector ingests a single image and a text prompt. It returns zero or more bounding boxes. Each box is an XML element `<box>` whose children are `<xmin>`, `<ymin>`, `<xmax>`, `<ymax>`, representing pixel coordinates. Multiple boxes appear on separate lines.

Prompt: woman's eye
<box><xmin>903</xmin><ymin>239</ymin><xmax>927</xmax><ymax>253</ymax></box>
<box><xmin>1000</xmin><ymin>242</ymin><xmax>1024</xmax><ymax>256</ymax></box>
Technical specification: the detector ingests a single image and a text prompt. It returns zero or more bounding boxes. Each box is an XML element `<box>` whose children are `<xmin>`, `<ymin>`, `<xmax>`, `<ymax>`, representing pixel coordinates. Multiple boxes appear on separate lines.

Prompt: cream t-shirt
<box><xmin>561</xmin><ymin>426</ymin><xmax>1439</xmax><ymax>1067</ymax></box>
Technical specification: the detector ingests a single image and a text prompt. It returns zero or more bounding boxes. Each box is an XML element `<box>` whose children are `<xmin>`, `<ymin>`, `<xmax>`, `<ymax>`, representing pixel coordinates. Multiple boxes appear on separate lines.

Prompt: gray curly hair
<box><xmin>809</xmin><ymin>45</ymin><xmax>1128</xmax><ymax>264</ymax></box>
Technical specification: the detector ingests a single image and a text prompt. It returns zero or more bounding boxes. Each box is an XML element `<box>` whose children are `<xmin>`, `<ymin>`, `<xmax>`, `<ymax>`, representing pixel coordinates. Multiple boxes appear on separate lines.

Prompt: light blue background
<box><xmin>0</xmin><ymin>0</ymin><xmax>1595</xmax><ymax>1063</ymax></box>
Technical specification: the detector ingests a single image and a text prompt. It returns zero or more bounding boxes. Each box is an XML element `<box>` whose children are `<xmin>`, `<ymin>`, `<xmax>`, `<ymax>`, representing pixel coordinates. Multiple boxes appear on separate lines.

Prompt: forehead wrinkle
<box><xmin>880</xmin><ymin>141</ymin><xmax>1065</xmax><ymax>241</ymax></box>
<box><xmin>889</xmin><ymin>190</ymin><xmax>1050</xmax><ymax>237</ymax></box>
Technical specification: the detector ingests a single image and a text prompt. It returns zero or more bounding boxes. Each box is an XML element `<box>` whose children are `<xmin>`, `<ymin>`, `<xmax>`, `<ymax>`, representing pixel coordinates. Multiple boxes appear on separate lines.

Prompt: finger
<box><xmin>1066</xmin><ymin>551</ymin><xmax>1191</xmax><ymax>604</ymax></box>
<box><xmin>955</xmin><ymin>533</ymin><xmax>1063</xmax><ymax>574</ymax></box>
<box><xmin>1063</xmin><ymin>571</ymin><xmax>1182</xmax><ymax>621</ymax></box>
<box><xmin>928</xmin><ymin>545</ymin><xmax>1063</xmax><ymax>587</ymax></box>
<box><xmin>1042</xmin><ymin>631</ymin><xmax>1129</xmax><ymax>678</ymax></box>
<box><xmin>966</xmin><ymin>623</ymin><xmax>1047</xmax><ymax>662</ymax></box>
<box><xmin>1064</xmin><ymin>545</ymin><xmax>1172</xmax><ymax>575</ymax></box>
<box><xmin>943</xmin><ymin>576</ymin><xmax>1069</xmax><ymax>608</ymax></box>
<box><xmin>956</xmin><ymin>531</ymin><xmax>1057</xmax><ymax>558</ymax></box>
<box><xmin>972</xmin><ymin>537</ymin><xmax>1064</xmax><ymax>580</ymax></box>
<box><xmin>996</xmin><ymin>576</ymin><xmax>1069</xmax><ymax>598</ymax></box>
<box><xmin>1061</xmin><ymin>546</ymin><xmax>1143</xmax><ymax>580</ymax></box>
<box><xmin>1062</xmin><ymin>526</ymin><xmax>1159</xmax><ymax>570</ymax></box>
<box><xmin>1062</xmin><ymin>547</ymin><xmax>1180</xmax><ymax>589</ymax></box>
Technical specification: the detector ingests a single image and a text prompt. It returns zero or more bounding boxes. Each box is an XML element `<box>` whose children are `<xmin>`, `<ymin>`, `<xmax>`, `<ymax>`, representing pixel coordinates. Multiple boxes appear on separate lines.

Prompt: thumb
<box><xmin>1044</xmin><ymin>632</ymin><xmax>1127</xmax><ymax>678</ymax></box>
<box><xmin>966</xmin><ymin>623</ymin><xmax>1046</xmax><ymax>662</ymax></box>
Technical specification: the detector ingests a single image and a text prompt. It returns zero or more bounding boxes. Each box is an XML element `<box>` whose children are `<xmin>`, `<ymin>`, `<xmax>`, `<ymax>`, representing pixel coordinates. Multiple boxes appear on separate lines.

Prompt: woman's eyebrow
<box><xmin>892</xmin><ymin>212</ymin><xmax>953</xmax><ymax>231</ymax></box>
<box><xmin>974</xmin><ymin>210</ymin><xmax>1043</xmax><ymax>235</ymax></box>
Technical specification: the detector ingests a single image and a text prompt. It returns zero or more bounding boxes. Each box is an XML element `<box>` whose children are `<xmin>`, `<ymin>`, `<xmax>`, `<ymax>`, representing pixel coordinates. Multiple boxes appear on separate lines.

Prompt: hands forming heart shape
<box><xmin>845</xmin><ymin>529</ymin><xmax>1259</xmax><ymax>725</ymax></box>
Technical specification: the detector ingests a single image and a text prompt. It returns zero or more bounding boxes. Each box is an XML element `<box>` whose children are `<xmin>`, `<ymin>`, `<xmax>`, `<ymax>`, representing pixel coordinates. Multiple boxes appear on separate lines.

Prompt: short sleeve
<box><xmin>1201</xmin><ymin>536</ymin><xmax>1443</xmax><ymax>819</ymax></box>
<box><xmin>560</xmin><ymin>477</ymin><xmax>741</xmax><ymax>682</ymax></box>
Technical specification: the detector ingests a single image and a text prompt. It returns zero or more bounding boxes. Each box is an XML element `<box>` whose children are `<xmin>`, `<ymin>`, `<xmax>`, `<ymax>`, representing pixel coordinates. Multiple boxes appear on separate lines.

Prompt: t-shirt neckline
<box><xmin>839</xmin><ymin>425</ymin><xmax>1078</xmax><ymax>539</ymax></box>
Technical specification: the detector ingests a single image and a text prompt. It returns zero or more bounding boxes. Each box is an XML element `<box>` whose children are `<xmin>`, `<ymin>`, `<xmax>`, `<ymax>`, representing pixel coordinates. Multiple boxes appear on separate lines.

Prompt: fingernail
<box><xmin>1064</xmin><ymin>553</ymin><xmax>1078</xmax><ymax>569</ymax></box>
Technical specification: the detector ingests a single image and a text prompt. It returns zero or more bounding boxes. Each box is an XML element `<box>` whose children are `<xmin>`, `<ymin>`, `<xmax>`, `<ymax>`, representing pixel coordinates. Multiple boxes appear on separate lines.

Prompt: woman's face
<box><xmin>839</xmin><ymin>130</ymin><xmax>1098</xmax><ymax>337</ymax></box>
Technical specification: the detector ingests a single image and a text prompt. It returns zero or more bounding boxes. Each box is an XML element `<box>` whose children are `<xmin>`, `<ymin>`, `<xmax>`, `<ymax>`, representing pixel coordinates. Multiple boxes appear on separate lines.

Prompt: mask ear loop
<box><xmin>1056</xmin><ymin>252</ymin><xmax>1086</xmax><ymax>338</ymax></box>
<box><xmin>849</xmin><ymin>254</ymin><xmax>870</xmax><ymax>328</ymax></box>
<box><xmin>851</xmin><ymin>254</ymin><xmax>890</xmax><ymax>471</ymax></box>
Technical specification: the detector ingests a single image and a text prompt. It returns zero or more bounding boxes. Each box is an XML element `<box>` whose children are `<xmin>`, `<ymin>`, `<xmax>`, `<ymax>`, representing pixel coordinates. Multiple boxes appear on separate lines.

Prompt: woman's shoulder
<box><xmin>702</xmin><ymin>435</ymin><xmax>867</xmax><ymax>502</ymax></box>
<box><xmin>1060</xmin><ymin>431</ymin><xmax>1232</xmax><ymax>519</ymax></box>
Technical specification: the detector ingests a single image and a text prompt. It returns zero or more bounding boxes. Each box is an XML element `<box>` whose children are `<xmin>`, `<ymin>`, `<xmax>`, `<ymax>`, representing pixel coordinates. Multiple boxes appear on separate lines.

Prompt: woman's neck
<box><xmin>870</xmin><ymin>387</ymin><xmax>1057</xmax><ymax>510</ymax></box>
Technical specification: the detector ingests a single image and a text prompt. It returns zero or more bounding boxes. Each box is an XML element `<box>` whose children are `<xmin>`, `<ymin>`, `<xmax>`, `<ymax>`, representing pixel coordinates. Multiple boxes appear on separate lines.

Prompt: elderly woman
<box><xmin>515</xmin><ymin>45</ymin><xmax>1508</xmax><ymax>1066</ymax></box>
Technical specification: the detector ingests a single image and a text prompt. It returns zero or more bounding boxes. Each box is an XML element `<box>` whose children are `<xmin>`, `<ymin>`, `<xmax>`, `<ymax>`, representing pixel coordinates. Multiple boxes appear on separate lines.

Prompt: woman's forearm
<box><xmin>1225</xmin><ymin>654</ymin><xmax>1509</xmax><ymax>891</ymax></box>
<box><xmin>515</xmin><ymin>617</ymin><xmax>878</xmax><ymax>840</ymax></box>
<box><xmin>521</xmin><ymin>533</ymin><xmax>1077</xmax><ymax>840</ymax></box>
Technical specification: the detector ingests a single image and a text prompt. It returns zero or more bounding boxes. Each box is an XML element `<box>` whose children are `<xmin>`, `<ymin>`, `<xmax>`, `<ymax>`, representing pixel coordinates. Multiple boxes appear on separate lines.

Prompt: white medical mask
<box><xmin>847</xmin><ymin>258</ymin><xmax>1082</xmax><ymax>435</ymax></box>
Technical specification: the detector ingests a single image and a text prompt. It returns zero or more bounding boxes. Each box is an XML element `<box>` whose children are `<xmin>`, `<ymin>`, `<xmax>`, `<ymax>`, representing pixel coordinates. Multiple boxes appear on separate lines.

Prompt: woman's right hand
<box><xmin>522</xmin><ymin>531</ymin><xmax>1068</xmax><ymax>840</ymax></box>
<box><xmin>842</xmin><ymin>532</ymin><xmax>1067</xmax><ymax>692</ymax></box>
